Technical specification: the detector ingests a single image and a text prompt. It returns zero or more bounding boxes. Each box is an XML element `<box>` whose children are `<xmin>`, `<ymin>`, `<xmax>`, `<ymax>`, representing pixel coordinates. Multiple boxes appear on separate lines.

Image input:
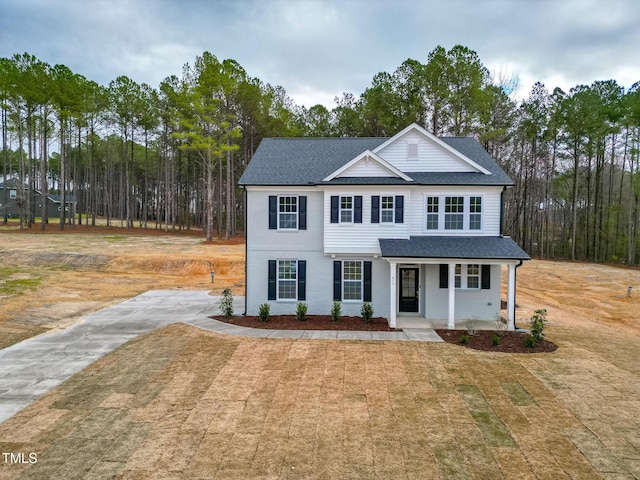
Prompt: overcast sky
<box><xmin>1</xmin><ymin>0</ymin><xmax>639</xmax><ymax>108</ymax></box>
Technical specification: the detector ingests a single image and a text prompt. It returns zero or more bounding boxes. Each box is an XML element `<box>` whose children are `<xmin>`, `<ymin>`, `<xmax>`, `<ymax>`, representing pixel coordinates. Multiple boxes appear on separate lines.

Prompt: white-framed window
<box><xmin>340</xmin><ymin>196</ymin><xmax>353</xmax><ymax>223</ymax></box>
<box><xmin>426</xmin><ymin>196</ymin><xmax>439</xmax><ymax>230</ymax></box>
<box><xmin>277</xmin><ymin>260</ymin><xmax>297</xmax><ymax>300</ymax></box>
<box><xmin>425</xmin><ymin>195</ymin><xmax>484</xmax><ymax>231</ymax></box>
<box><xmin>9</xmin><ymin>189</ymin><xmax>17</xmax><ymax>199</ymax></box>
<box><xmin>470</xmin><ymin>196</ymin><xmax>482</xmax><ymax>230</ymax></box>
<box><xmin>445</xmin><ymin>196</ymin><xmax>464</xmax><ymax>230</ymax></box>
<box><xmin>278</xmin><ymin>195</ymin><xmax>297</xmax><ymax>230</ymax></box>
<box><xmin>467</xmin><ymin>264</ymin><xmax>480</xmax><ymax>289</ymax></box>
<box><xmin>455</xmin><ymin>264</ymin><xmax>480</xmax><ymax>290</ymax></box>
<box><xmin>342</xmin><ymin>260</ymin><xmax>362</xmax><ymax>301</ymax></box>
<box><xmin>381</xmin><ymin>195</ymin><xmax>394</xmax><ymax>223</ymax></box>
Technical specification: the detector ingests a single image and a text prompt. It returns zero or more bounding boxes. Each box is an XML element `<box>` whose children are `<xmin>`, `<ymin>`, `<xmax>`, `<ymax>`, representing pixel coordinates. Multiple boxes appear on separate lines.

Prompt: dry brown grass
<box><xmin>1</xmin><ymin>230</ymin><xmax>639</xmax><ymax>478</ymax></box>
<box><xmin>1</xmin><ymin>314</ymin><xmax>638</xmax><ymax>479</ymax></box>
<box><xmin>0</xmin><ymin>229</ymin><xmax>244</xmax><ymax>349</ymax></box>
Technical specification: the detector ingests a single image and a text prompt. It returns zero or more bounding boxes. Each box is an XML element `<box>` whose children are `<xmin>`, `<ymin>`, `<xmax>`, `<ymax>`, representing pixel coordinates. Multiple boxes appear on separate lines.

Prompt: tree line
<box><xmin>1</xmin><ymin>46</ymin><xmax>639</xmax><ymax>263</ymax></box>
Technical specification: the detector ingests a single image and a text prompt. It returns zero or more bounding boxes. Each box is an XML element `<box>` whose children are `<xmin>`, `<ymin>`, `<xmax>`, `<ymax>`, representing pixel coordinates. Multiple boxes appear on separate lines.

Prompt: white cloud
<box><xmin>1</xmin><ymin>0</ymin><xmax>639</xmax><ymax>108</ymax></box>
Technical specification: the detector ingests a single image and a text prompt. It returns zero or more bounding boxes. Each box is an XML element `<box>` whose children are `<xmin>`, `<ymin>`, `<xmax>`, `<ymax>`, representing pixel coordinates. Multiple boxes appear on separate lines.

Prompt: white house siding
<box><xmin>246</xmin><ymin>250</ymin><xmax>391</xmax><ymax>318</ymax></box>
<box><xmin>246</xmin><ymin>187</ymin><xmax>323</xmax><ymax>252</ymax></box>
<box><xmin>422</xmin><ymin>264</ymin><xmax>502</xmax><ymax>321</ymax></box>
<box><xmin>408</xmin><ymin>185</ymin><xmax>503</xmax><ymax>236</ymax></box>
<box><xmin>246</xmin><ymin>187</ymin><xmax>391</xmax><ymax>318</ymax></box>
<box><xmin>375</xmin><ymin>130</ymin><xmax>477</xmax><ymax>173</ymax></box>
<box><xmin>323</xmin><ymin>187</ymin><xmax>411</xmax><ymax>254</ymax></box>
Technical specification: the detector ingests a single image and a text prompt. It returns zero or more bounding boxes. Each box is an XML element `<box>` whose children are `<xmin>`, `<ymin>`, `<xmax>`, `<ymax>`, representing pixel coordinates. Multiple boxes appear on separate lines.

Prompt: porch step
<box><xmin>401</xmin><ymin>328</ymin><xmax>444</xmax><ymax>342</ymax></box>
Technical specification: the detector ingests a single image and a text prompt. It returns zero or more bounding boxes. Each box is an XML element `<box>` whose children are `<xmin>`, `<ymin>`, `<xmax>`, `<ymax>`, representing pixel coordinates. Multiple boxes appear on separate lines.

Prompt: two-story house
<box><xmin>238</xmin><ymin>124</ymin><xmax>529</xmax><ymax>330</ymax></box>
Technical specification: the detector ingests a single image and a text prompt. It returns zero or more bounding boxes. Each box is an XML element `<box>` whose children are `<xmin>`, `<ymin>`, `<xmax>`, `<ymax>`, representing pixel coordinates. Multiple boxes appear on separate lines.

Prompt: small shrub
<box><xmin>258</xmin><ymin>303</ymin><xmax>270</xmax><ymax>322</ymax></box>
<box><xmin>524</xmin><ymin>334</ymin><xmax>537</xmax><ymax>348</ymax></box>
<box><xmin>330</xmin><ymin>301</ymin><xmax>342</xmax><ymax>322</ymax></box>
<box><xmin>466</xmin><ymin>318</ymin><xmax>478</xmax><ymax>336</ymax></box>
<box><xmin>492</xmin><ymin>334</ymin><xmax>500</xmax><ymax>346</ymax></box>
<box><xmin>361</xmin><ymin>302</ymin><xmax>374</xmax><ymax>323</ymax></box>
<box><xmin>529</xmin><ymin>309</ymin><xmax>547</xmax><ymax>343</ymax></box>
<box><xmin>460</xmin><ymin>334</ymin><xmax>469</xmax><ymax>345</ymax></box>
<box><xmin>219</xmin><ymin>288</ymin><xmax>234</xmax><ymax>318</ymax></box>
<box><xmin>296</xmin><ymin>302</ymin><xmax>308</xmax><ymax>321</ymax></box>
<box><xmin>495</xmin><ymin>313</ymin><xmax>508</xmax><ymax>332</ymax></box>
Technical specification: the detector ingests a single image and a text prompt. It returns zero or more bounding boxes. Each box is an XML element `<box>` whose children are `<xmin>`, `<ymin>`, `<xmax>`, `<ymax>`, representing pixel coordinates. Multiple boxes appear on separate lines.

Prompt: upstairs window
<box><xmin>426</xmin><ymin>196</ymin><xmax>439</xmax><ymax>230</ymax></box>
<box><xmin>380</xmin><ymin>196</ymin><xmax>394</xmax><ymax>223</ymax></box>
<box><xmin>469</xmin><ymin>197</ymin><xmax>482</xmax><ymax>230</ymax></box>
<box><xmin>426</xmin><ymin>195</ymin><xmax>483</xmax><ymax>231</ymax></box>
<box><xmin>278</xmin><ymin>196</ymin><xmax>297</xmax><ymax>229</ymax></box>
<box><xmin>340</xmin><ymin>196</ymin><xmax>353</xmax><ymax>223</ymax></box>
<box><xmin>444</xmin><ymin>196</ymin><xmax>464</xmax><ymax>230</ymax></box>
<box><xmin>9</xmin><ymin>189</ymin><xmax>17</xmax><ymax>199</ymax></box>
<box><xmin>269</xmin><ymin>195</ymin><xmax>306</xmax><ymax>230</ymax></box>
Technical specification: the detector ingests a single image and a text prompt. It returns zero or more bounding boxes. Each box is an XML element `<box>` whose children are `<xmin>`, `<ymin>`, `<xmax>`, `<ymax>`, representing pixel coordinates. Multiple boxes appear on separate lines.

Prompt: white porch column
<box><xmin>507</xmin><ymin>263</ymin><xmax>516</xmax><ymax>331</ymax></box>
<box><xmin>389</xmin><ymin>261</ymin><xmax>397</xmax><ymax>328</ymax></box>
<box><xmin>448</xmin><ymin>263</ymin><xmax>455</xmax><ymax>329</ymax></box>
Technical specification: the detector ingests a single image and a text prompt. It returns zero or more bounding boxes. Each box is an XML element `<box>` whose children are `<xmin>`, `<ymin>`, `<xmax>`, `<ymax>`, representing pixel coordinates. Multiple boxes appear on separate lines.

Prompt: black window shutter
<box><xmin>299</xmin><ymin>196</ymin><xmax>307</xmax><ymax>230</ymax></box>
<box><xmin>268</xmin><ymin>260</ymin><xmax>276</xmax><ymax>300</ymax></box>
<box><xmin>481</xmin><ymin>265</ymin><xmax>491</xmax><ymax>289</ymax></box>
<box><xmin>333</xmin><ymin>261</ymin><xmax>342</xmax><ymax>300</ymax></box>
<box><xmin>298</xmin><ymin>260</ymin><xmax>306</xmax><ymax>300</ymax></box>
<box><xmin>364</xmin><ymin>261</ymin><xmax>372</xmax><ymax>302</ymax></box>
<box><xmin>330</xmin><ymin>196</ymin><xmax>339</xmax><ymax>223</ymax></box>
<box><xmin>269</xmin><ymin>196</ymin><xmax>277</xmax><ymax>229</ymax></box>
<box><xmin>354</xmin><ymin>196</ymin><xmax>363</xmax><ymax>223</ymax></box>
<box><xmin>395</xmin><ymin>195</ymin><xmax>404</xmax><ymax>224</ymax></box>
<box><xmin>371</xmin><ymin>196</ymin><xmax>380</xmax><ymax>223</ymax></box>
<box><xmin>439</xmin><ymin>264</ymin><xmax>448</xmax><ymax>288</ymax></box>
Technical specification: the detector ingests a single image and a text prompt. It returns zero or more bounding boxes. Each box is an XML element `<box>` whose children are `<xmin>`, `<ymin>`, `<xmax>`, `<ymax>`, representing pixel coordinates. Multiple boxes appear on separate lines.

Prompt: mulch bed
<box><xmin>435</xmin><ymin>329</ymin><xmax>558</xmax><ymax>353</ymax></box>
<box><xmin>213</xmin><ymin>315</ymin><xmax>557</xmax><ymax>352</ymax></box>
<box><xmin>212</xmin><ymin>315</ymin><xmax>401</xmax><ymax>331</ymax></box>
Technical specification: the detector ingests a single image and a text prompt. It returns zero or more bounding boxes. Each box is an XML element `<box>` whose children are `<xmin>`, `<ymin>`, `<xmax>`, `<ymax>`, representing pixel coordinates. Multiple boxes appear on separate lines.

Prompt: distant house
<box><xmin>0</xmin><ymin>178</ymin><xmax>76</xmax><ymax>219</ymax></box>
<box><xmin>238</xmin><ymin>123</ymin><xmax>530</xmax><ymax>330</ymax></box>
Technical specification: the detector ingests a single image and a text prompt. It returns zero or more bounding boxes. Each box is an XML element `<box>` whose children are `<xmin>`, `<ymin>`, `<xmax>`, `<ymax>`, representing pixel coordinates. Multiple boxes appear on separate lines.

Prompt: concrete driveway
<box><xmin>0</xmin><ymin>290</ymin><xmax>226</xmax><ymax>424</ymax></box>
<box><xmin>0</xmin><ymin>290</ymin><xmax>442</xmax><ymax>424</ymax></box>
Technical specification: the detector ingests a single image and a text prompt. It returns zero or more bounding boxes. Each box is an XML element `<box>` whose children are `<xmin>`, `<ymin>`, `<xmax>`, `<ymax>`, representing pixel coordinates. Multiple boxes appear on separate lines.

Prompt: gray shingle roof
<box><xmin>379</xmin><ymin>236</ymin><xmax>530</xmax><ymax>260</ymax></box>
<box><xmin>238</xmin><ymin>136</ymin><xmax>513</xmax><ymax>186</ymax></box>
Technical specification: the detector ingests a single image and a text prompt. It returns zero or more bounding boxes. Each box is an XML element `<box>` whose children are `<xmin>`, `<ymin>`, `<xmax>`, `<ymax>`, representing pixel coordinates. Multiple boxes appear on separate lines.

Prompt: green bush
<box><xmin>296</xmin><ymin>302</ymin><xmax>308</xmax><ymax>321</ymax></box>
<box><xmin>524</xmin><ymin>334</ymin><xmax>537</xmax><ymax>348</ymax></box>
<box><xmin>529</xmin><ymin>309</ymin><xmax>547</xmax><ymax>343</ymax></box>
<box><xmin>258</xmin><ymin>303</ymin><xmax>270</xmax><ymax>322</ymax></box>
<box><xmin>219</xmin><ymin>288</ymin><xmax>234</xmax><ymax>318</ymax></box>
<box><xmin>492</xmin><ymin>334</ymin><xmax>500</xmax><ymax>346</ymax></box>
<box><xmin>460</xmin><ymin>334</ymin><xmax>469</xmax><ymax>345</ymax></box>
<box><xmin>361</xmin><ymin>302</ymin><xmax>374</xmax><ymax>323</ymax></box>
<box><xmin>330</xmin><ymin>301</ymin><xmax>341</xmax><ymax>322</ymax></box>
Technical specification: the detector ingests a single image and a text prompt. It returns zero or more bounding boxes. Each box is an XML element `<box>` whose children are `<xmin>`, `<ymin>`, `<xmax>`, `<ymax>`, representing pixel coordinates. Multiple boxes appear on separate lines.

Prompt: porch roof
<box><xmin>379</xmin><ymin>236</ymin><xmax>530</xmax><ymax>260</ymax></box>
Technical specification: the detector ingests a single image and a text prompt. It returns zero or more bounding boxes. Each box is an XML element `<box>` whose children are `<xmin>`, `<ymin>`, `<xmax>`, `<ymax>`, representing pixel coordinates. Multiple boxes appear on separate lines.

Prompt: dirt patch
<box><xmin>213</xmin><ymin>315</ymin><xmax>400</xmax><ymax>331</ymax></box>
<box><xmin>0</xmin><ymin>226</ymin><xmax>245</xmax><ymax>348</ymax></box>
<box><xmin>436</xmin><ymin>329</ymin><xmax>558</xmax><ymax>353</ymax></box>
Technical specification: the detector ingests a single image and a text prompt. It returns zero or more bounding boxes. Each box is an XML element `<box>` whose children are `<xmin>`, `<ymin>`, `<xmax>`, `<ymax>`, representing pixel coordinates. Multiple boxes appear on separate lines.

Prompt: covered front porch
<box><xmin>379</xmin><ymin>236</ymin><xmax>530</xmax><ymax>330</ymax></box>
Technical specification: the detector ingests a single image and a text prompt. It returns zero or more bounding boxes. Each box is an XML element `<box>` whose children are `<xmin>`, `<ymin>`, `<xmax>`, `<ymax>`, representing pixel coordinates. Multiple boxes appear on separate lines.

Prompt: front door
<box><xmin>399</xmin><ymin>268</ymin><xmax>419</xmax><ymax>312</ymax></box>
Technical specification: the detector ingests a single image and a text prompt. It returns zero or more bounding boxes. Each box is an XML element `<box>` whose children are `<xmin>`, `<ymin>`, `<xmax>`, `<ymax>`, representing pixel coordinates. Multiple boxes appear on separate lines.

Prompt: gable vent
<box><xmin>407</xmin><ymin>142</ymin><xmax>418</xmax><ymax>160</ymax></box>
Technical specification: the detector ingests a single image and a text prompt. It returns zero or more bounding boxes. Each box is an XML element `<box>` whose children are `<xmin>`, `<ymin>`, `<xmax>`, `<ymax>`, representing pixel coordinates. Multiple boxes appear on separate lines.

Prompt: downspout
<box><xmin>500</xmin><ymin>186</ymin><xmax>506</xmax><ymax>236</ymax></box>
<box><xmin>243</xmin><ymin>185</ymin><xmax>247</xmax><ymax>316</ymax></box>
<box><xmin>513</xmin><ymin>259</ymin><xmax>523</xmax><ymax>330</ymax></box>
